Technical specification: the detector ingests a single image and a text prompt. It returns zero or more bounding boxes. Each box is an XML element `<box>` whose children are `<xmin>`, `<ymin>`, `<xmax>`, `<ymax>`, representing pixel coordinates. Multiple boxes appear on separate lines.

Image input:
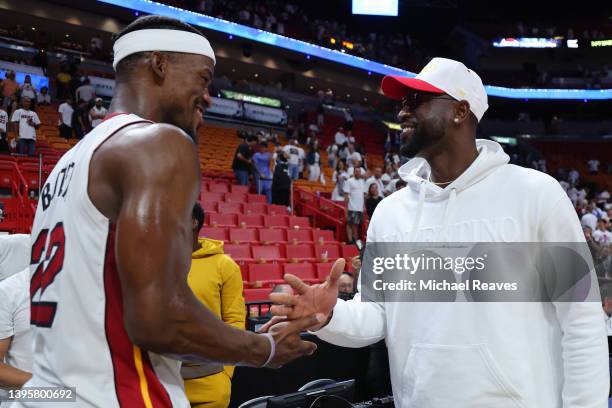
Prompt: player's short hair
<box><xmin>112</xmin><ymin>15</ymin><xmax>206</xmax><ymax>77</ymax></box>
<box><xmin>192</xmin><ymin>202</ymin><xmax>205</xmax><ymax>232</ymax></box>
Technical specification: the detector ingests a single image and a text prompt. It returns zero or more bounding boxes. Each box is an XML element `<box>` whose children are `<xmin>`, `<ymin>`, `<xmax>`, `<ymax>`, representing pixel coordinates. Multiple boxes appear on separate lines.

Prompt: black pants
<box><xmin>59</xmin><ymin>124</ymin><xmax>72</xmax><ymax>139</ymax></box>
<box><xmin>0</xmin><ymin>132</ymin><xmax>8</xmax><ymax>153</ymax></box>
<box><xmin>271</xmin><ymin>187</ymin><xmax>290</xmax><ymax>206</ymax></box>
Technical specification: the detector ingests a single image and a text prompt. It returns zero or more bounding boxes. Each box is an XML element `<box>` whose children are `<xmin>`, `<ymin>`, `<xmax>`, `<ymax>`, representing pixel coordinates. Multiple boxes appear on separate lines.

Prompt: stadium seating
<box><xmin>264</xmin><ymin>215</ymin><xmax>289</xmax><ymax>229</ymax></box>
<box><xmin>286</xmin><ymin>229</ymin><xmax>313</xmax><ymax>244</ymax></box>
<box><xmin>285</xmin><ymin>244</ymin><xmax>316</xmax><ymax>263</ymax></box>
<box><xmin>244</xmin><ymin>287</ymin><xmax>273</xmax><ymax>303</ymax></box>
<box><xmin>209</xmin><ymin>213</ymin><xmax>238</xmax><ymax>227</ymax></box>
<box><xmin>289</xmin><ymin>216</ymin><xmax>312</xmax><ymax>229</ymax></box>
<box><xmin>199</xmin><ymin>226</ymin><xmax>228</xmax><ymax>241</ymax></box>
<box><xmin>224</xmin><ymin>244</ymin><xmax>254</xmax><ymax>265</ymax></box>
<box><xmin>315</xmin><ymin>244</ymin><xmax>341</xmax><ymax>262</ymax></box>
<box><xmin>229</xmin><ymin>228</ymin><xmax>259</xmax><ymax>244</ymax></box>
<box><xmin>313</xmin><ymin>229</ymin><xmax>336</xmax><ymax>243</ymax></box>
<box><xmin>225</xmin><ymin>192</ymin><xmax>247</xmax><ymax>203</ymax></box>
<box><xmin>283</xmin><ymin>263</ymin><xmax>318</xmax><ymax>284</ymax></box>
<box><xmin>244</xmin><ymin>202</ymin><xmax>267</xmax><ymax>215</ymax></box>
<box><xmin>218</xmin><ymin>202</ymin><xmax>244</xmax><ymax>214</ymax></box>
<box><xmin>237</xmin><ymin>214</ymin><xmax>265</xmax><ymax>228</ymax></box>
<box><xmin>248</xmin><ymin>263</ymin><xmax>283</xmax><ymax>286</ymax></box>
<box><xmin>316</xmin><ymin>263</ymin><xmax>335</xmax><ymax>281</ymax></box>
<box><xmin>258</xmin><ymin>229</ymin><xmax>287</xmax><ymax>245</ymax></box>
<box><xmin>252</xmin><ymin>245</ymin><xmax>285</xmax><ymax>263</ymax></box>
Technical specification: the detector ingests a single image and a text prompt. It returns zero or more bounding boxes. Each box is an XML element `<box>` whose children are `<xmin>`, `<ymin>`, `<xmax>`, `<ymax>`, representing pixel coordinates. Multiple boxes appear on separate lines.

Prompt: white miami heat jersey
<box><xmin>21</xmin><ymin>114</ymin><xmax>190</xmax><ymax>408</ymax></box>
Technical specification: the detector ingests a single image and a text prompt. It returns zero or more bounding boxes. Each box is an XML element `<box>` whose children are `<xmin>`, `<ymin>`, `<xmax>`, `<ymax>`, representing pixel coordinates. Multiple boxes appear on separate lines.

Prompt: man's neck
<box><xmin>109</xmin><ymin>84</ymin><xmax>164</xmax><ymax>123</ymax></box>
<box><xmin>424</xmin><ymin>138</ymin><xmax>479</xmax><ymax>184</ymax></box>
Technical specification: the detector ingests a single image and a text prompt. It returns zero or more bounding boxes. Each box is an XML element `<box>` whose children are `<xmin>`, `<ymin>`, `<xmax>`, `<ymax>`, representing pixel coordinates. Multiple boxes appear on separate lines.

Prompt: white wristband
<box><xmin>261</xmin><ymin>333</ymin><xmax>276</xmax><ymax>367</ymax></box>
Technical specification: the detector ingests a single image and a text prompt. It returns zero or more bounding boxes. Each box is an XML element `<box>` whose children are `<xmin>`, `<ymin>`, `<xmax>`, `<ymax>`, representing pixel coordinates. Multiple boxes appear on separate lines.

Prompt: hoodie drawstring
<box><xmin>409</xmin><ymin>181</ymin><xmax>428</xmax><ymax>242</ymax></box>
<box><xmin>440</xmin><ymin>188</ymin><xmax>457</xmax><ymax>240</ymax></box>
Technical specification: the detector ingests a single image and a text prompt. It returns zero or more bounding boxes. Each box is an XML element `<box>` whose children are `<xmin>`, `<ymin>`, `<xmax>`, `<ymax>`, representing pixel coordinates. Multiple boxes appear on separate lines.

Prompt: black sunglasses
<box><xmin>401</xmin><ymin>93</ymin><xmax>456</xmax><ymax>111</ymax></box>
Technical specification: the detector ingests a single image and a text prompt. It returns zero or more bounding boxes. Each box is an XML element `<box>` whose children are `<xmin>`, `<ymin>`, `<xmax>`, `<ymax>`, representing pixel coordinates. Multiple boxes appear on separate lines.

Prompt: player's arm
<box><xmin>91</xmin><ymin>124</ymin><xmax>316</xmax><ymax>367</ymax></box>
<box><xmin>0</xmin><ymin>337</ymin><xmax>31</xmax><ymax>388</ymax></box>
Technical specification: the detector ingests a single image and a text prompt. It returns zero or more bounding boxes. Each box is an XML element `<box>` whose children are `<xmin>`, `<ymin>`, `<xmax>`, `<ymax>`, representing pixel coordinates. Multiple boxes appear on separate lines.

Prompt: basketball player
<box><xmin>19</xmin><ymin>16</ymin><xmax>319</xmax><ymax>408</ymax></box>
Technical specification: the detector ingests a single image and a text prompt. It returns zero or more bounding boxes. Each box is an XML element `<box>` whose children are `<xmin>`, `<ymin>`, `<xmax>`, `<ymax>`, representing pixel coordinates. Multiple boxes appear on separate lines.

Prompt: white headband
<box><xmin>113</xmin><ymin>28</ymin><xmax>216</xmax><ymax>70</ymax></box>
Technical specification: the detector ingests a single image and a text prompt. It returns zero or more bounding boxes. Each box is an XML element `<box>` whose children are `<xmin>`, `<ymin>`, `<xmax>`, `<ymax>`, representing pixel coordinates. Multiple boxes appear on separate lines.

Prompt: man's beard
<box><xmin>400</xmin><ymin>124</ymin><xmax>428</xmax><ymax>158</ymax></box>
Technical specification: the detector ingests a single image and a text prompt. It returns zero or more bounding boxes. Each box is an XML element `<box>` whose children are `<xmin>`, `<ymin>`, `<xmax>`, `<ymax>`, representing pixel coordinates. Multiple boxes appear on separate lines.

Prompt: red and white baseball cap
<box><xmin>381</xmin><ymin>57</ymin><xmax>489</xmax><ymax>121</ymax></box>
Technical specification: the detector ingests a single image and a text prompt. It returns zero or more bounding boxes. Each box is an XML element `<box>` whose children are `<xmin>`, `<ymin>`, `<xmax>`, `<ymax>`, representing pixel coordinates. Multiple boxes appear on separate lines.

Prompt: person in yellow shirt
<box><xmin>183</xmin><ymin>202</ymin><xmax>246</xmax><ymax>408</ymax></box>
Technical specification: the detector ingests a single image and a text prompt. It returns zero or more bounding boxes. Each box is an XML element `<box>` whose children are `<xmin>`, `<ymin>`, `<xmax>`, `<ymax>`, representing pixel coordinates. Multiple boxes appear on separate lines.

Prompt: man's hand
<box><xmin>264</xmin><ymin>315</ymin><xmax>320</xmax><ymax>368</ymax></box>
<box><xmin>269</xmin><ymin>258</ymin><xmax>345</xmax><ymax>331</ymax></box>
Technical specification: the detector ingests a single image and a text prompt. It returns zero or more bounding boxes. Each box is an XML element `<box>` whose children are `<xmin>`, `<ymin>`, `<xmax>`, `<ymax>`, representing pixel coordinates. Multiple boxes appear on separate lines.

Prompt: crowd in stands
<box><xmin>0</xmin><ymin>68</ymin><xmax>108</xmax><ymax>155</ymax></box>
<box><xmin>548</xmin><ymin>164</ymin><xmax>612</xmax><ymax>277</ymax></box>
<box><xmin>162</xmin><ymin>0</ymin><xmax>426</xmax><ymax>71</ymax></box>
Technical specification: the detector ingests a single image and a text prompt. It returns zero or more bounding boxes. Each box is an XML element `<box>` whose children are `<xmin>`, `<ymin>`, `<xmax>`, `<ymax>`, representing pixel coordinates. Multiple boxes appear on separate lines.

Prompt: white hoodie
<box><xmin>315</xmin><ymin>140</ymin><xmax>608</xmax><ymax>408</ymax></box>
<box><xmin>0</xmin><ymin>234</ymin><xmax>30</xmax><ymax>281</ymax></box>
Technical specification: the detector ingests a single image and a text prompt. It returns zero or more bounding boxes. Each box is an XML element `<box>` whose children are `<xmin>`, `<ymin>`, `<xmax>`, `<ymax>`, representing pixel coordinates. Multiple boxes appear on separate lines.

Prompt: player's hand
<box><xmin>269</xmin><ymin>258</ymin><xmax>345</xmax><ymax>331</ymax></box>
<box><xmin>264</xmin><ymin>315</ymin><xmax>320</xmax><ymax>368</ymax></box>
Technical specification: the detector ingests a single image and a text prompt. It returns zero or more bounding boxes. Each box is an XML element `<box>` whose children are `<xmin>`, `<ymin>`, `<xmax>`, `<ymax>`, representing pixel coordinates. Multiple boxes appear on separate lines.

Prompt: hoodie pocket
<box><xmin>401</xmin><ymin>343</ymin><xmax>525</xmax><ymax>408</ymax></box>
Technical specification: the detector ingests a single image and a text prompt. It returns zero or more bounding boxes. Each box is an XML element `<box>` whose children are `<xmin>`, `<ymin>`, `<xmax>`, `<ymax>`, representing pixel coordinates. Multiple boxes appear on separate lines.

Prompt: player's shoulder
<box><xmin>93</xmin><ymin>121</ymin><xmax>199</xmax><ymax>183</ymax></box>
<box><xmin>99</xmin><ymin>122</ymin><xmax>196</xmax><ymax>161</ymax></box>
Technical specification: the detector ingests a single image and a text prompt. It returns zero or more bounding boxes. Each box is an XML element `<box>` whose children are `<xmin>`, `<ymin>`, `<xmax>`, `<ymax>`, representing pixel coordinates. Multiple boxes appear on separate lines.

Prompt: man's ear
<box><xmin>192</xmin><ymin>218</ymin><xmax>198</xmax><ymax>230</ymax></box>
<box><xmin>149</xmin><ymin>51</ymin><xmax>169</xmax><ymax>83</ymax></box>
<box><xmin>453</xmin><ymin>100</ymin><xmax>472</xmax><ymax>125</ymax></box>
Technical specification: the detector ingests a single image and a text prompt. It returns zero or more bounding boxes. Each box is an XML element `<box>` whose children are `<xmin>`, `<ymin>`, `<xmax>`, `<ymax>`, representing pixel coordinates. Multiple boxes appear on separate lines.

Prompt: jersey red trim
<box><xmin>103</xmin><ymin>223</ymin><xmax>173</xmax><ymax>407</ymax></box>
<box><xmin>102</xmin><ymin>112</ymin><xmax>129</xmax><ymax>122</ymax></box>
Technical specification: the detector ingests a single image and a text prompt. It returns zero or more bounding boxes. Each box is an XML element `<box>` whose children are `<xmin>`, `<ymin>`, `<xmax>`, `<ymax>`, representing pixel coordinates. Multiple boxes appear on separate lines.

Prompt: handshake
<box><xmin>254</xmin><ymin>258</ymin><xmax>346</xmax><ymax>368</ymax></box>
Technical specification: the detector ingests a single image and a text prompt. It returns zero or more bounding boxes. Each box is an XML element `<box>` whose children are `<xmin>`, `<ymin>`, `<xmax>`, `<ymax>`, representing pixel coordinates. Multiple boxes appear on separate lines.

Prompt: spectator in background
<box><xmin>0</xmin><ymin>268</ymin><xmax>32</xmax><ymax>401</ymax></box>
<box><xmin>568</xmin><ymin>168</ymin><xmax>580</xmax><ymax>187</ymax></box>
<box><xmin>89</xmin><ymin>35</ymin><xmax>103</xmax><ymax>58</ymax></box>
<box><xmin>331</xmin><ymin>160</ymin><xmax>348</xmax><ymax>202</ymax></box>
<box><xmin>271</xmin><ymin>150</ymin><xmax>291</xmax><ymax>207</ymax></box>
<box><xmin>343</xmin><ymin>108</ymin><xmax>353</xmax><ymax>136</ymax></box>
<box><xmin>537</xmin><ymin>158</ymin><xmax>547</xmax><ymax>173</ymax></box>
<box><xmin>306</xmin><ymin>142</ymin><xmax>322</xmax><ymax>182</ymax></box>
<box><xmin>36</xmin><ymin>86</ymin><xmax>50</xmax><ymax>106</ymax></box>
<box><xmin>0</xmin><ymin>107</ymin><xmax>8</xmax><ymax>153</ymax></box>
<box><xmin>252</xmin><ymin>142</ymin><xmax>273</xmax><ymax>203</ymax></box>
<box><xmin>72</xmin><ymin>99</ymin><xmax>89</xmax><ymax>139</ymax></box>
<box><xmin>316</xmin><ymin>92</ymin><xmax>325</xmax><ymax>126</ymax></box>
<box><xmin>89</xmin><ymin>97</ymin><xmax>107</xmax><ymax>128</ymax></box>
<box><xmin>58</xmin><ymin>98</ymin><xmax>74</xmax><ymax>140</ymax></box>
<box><xmin>20</xmin><ymin>75</ymin><xmax>37</xmax><ymax>105</ymax></box>
<box><xmin>55</xmin><ymin>67</ymin><xmax>71</xmax><ymax>100</ymax></box>
<box><xmin>334</xmin><ymin>127</ymin><xmax>347</xmax><ymax>146</ymax></box>
<box><xmin>1</xmin><ymin>72</ymin><xmax>18</xmax><ymax>112</ymax></box>
<box><xmin>337</xmin><ymin>273</ymin><xmax>354</xmax><ymax>301</ymax></box>
<box><xmin>343</xmin><ymin>167</ymin><xmax>365</xmax><ymax>245</ymax></box>
<box><xmin>346</xmin><ymin>144</ymin><xmax>362</xmax><ymax>165</ymax></box>
<box><xmin>184</xmin><ymin>203</ymin><xmax>245</xmax><ymax>408</ymax></box>
<box><xmin>282</xmin><ymin>139</ymin><xmax>303</xmax><ymax>181</ymax></box>
<box><xmin>10</xmin><ymin>97</ymin><xmax>40</xmax><ymax>157</ymax></box>
<box><xmin>75</xmin><ymin>78</ymin><xmax>96</xmax><ymax>105</ymax></box>
<box><xmin>594</xmin><ymin>218</ymin><xmax>612</xmax><ymax>246</ymax></box>
<box><xmin>347</xmin><ymin>158</ymin><xmax>366</xmax><ymax>177</ymax></box>
<box><xmin>326</xmin><ymin>142</ymin><xmax>338</xmax><ymax>169</ymax></box>
<box><xmin>588</xmin><ymin>159</ymin><xmax>600</xmax><ymax>175</ymax></box>
<box><xmin>365</xmin><ymin>168</ymin><xmax>384</xmax><ymax>199</ymax></box>
<box><xmin>581</xmin><ymin>205</ymin><xmax>598</xmax><ymax>232</ymax></box>
<box><xmin>232</xmin><ymin>135</ymin><xmax>257</xmax><ymax>186</ymax></box>
<box><xmin>365</xmin><ymin>183</ymin><xmax>382</xmax><ymax>219</ymax></box>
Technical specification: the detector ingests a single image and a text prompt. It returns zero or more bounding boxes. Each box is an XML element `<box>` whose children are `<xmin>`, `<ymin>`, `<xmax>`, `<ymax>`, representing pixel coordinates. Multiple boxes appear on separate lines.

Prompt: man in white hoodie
<box><xmin>269</xmin><ymin>58</ymin><xmax>609</xmax><ymax>407</ymax></box>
